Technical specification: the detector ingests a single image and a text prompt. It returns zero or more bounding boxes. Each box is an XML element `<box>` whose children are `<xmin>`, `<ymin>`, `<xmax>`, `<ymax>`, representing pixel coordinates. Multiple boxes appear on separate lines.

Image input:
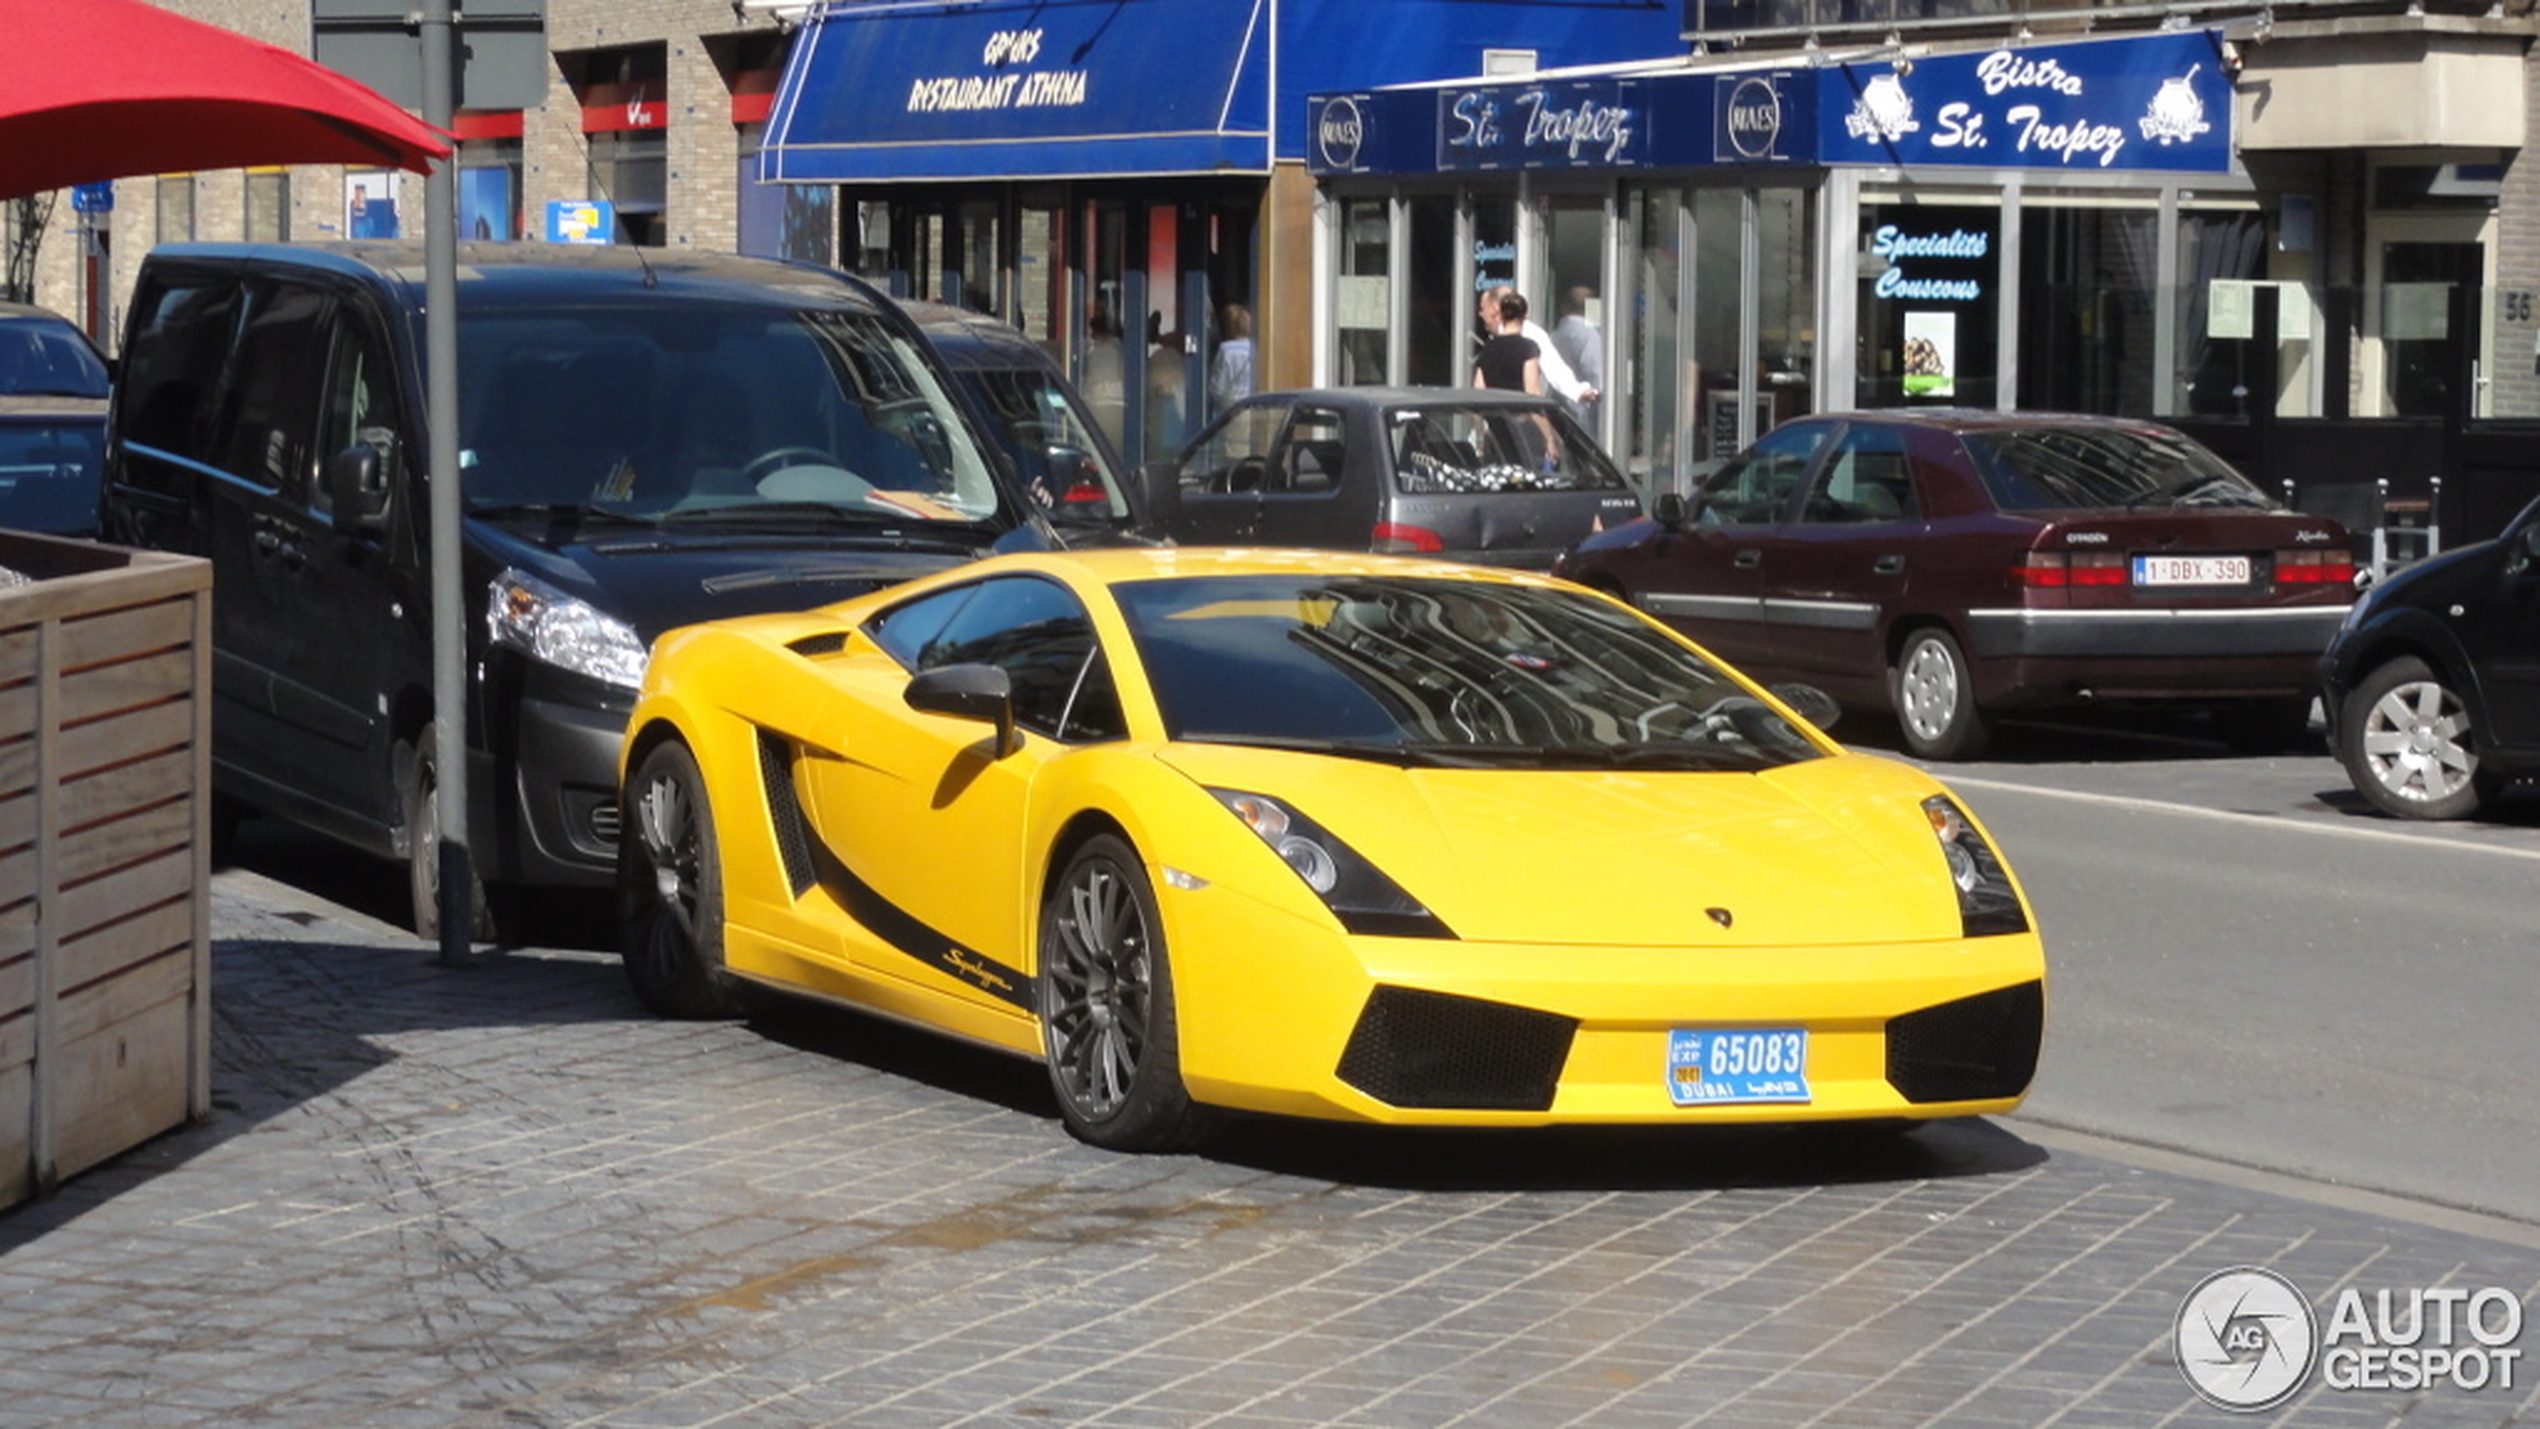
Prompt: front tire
<box><xmin>1037</xmin><ymin>834</ymin><xmax>1214</xmax><ymax>1152</ymax></box>
<box><xmin>1893</xmin><ymin>627</ymin><xmax>1990</xmax><ymax>760</ymax></box>
<box><xmin>619</xmin><ymin>740</ymin><xmax>744</xmax><ymax>1018</ymax></box>
<box><xmin>406</xmin><ymin>722</ymin><xmax>495</xmax><ymax>943</ymax></box>
<box><xmin>2339</xmin><ymin>655</ymin><xmax>2492</xmax><ymax>820</ymax></box>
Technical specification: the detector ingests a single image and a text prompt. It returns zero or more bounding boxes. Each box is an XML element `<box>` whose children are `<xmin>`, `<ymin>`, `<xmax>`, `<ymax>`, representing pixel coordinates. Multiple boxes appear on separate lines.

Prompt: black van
<box><xmin>102</xmin><ymin>242</ymin><xmax>1065</xmax><ymax>937</ymax></box>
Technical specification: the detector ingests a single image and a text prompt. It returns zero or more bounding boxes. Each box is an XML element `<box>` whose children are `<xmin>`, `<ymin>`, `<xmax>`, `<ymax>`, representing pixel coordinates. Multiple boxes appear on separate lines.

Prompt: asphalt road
<box><xmin>1875</xmin><ymin>709</ymin><xmax>2540</xmax><ymax>1228</ymax></box>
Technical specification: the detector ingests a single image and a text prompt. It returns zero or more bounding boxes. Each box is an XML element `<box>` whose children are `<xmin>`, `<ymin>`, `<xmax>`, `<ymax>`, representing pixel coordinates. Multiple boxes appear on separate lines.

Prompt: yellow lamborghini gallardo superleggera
<box><xmin>617</xmin><ymin>547</ymin><xmax>2044</xmax><ymax>1152</ymax></box>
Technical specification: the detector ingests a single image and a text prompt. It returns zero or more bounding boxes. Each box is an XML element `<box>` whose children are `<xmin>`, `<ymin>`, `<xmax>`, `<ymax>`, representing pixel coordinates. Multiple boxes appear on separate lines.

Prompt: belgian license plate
<box><xmin>2133</xmin><ymin>554</ymin><xmax>2251</xmax><ymax>587</ymax></box>
<box><xmin>1667</xmin><ymin>1028</ymin><xmax>1811</xmax><ymax>1107</ymax></box>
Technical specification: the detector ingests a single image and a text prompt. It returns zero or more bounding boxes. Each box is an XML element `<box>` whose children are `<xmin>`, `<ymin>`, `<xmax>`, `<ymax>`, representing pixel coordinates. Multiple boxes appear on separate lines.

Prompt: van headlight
<box><xmin>1923</xmin><ymin>795</ymin><xmax>2028</xmax><ymax>938</ymax></box>
<box><xmin>488</xmin><ymin>567</ymin><xmax>649</xmax><ymax>690</ymax></box>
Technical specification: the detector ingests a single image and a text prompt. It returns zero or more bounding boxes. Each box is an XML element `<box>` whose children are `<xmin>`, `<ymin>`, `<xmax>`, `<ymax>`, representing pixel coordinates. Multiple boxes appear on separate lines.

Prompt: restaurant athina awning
<box><xmin>759</xmin><ymin>0</ymin><xmax>1271</xmax><ymax>183</ymax></box>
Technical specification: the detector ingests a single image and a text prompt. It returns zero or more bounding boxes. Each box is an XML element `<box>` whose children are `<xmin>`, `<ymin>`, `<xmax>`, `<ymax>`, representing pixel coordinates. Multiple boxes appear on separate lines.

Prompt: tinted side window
<box><xmin>1699</xmin><ymin>421</ymin><xmax>1829</xmax><ymax>525</ymax></box>
<box><xmin>119</xmin><ymin>271</ymin><xmax>242</xmax><ymax>461</ymax></box>
<box><xmin>212</xmin><ymin>280</ymin><xmax>333</xmax><ymax>495</ymax></box>
<box><xmin>925</xmin><ymin>577</ymin><xmax>1116</xmax><ymax>742</ymax></box>
<box><xmin>1801</xmin><ymin>424</ymin><xmax>1919</xmax><ymax>525</ymax></box>
<box><xmin>868</xmin><ymin>577</ymin><xmax>1122</xmax><ymax>743</ymax></box>
<box><xmin>314</xmin><ymin>310</ymin><xmax>402</xmax><ymax>521</ymax></box>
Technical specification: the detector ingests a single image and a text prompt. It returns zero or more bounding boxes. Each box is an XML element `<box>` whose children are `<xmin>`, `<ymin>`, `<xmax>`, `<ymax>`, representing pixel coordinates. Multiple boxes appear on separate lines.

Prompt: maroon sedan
<box><xmin>1552</xmin><ymin>410</ymin><xmax>2354</xmax><ymax>758</ymax></box>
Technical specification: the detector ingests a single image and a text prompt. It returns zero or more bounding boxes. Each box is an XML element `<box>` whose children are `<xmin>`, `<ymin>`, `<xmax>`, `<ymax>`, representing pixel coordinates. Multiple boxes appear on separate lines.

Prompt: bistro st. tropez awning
<box><xmin>760</xmin><ymin>0</ymin><xmax>1272</xmax><ymax>183</ymax></box>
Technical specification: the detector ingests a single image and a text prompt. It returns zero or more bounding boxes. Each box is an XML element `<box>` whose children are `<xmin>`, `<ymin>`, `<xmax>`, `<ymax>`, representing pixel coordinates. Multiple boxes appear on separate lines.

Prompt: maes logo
<box><xmin>2177</xmin><ymin>1267</ymin><xmax>2317</xmax><ymax>1411</ymax></box>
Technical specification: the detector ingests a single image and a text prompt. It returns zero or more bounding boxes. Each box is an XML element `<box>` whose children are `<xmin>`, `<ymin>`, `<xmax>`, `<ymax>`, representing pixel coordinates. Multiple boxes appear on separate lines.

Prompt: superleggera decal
<box><xmin>809</xmin><ymin>839</ymin><xmax>1033</xmax><ymax>1010</ymax></box>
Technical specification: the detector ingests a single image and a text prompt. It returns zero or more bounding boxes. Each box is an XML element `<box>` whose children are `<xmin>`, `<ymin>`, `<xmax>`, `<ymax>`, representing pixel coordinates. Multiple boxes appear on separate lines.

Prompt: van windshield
<box><xmin>456</xmin><ymin>305</ymin><xmax>1009</xmax><ymax>525</ymax></box>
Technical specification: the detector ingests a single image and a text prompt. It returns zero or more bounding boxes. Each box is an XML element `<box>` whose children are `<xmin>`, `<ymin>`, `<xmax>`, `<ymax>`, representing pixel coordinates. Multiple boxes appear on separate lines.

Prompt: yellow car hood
<box><xmin>1154</xmin><ymin>746</ymin><xmax>1974</xmax><ymax>948</ymax></box>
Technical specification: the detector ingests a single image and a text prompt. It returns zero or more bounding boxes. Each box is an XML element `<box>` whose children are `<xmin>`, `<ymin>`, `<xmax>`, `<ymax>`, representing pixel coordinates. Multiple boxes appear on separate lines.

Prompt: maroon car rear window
<box><xmin>1962</xmin><ymin>425</ymin><xmax>2277</xmax><ymax>513</ymax></box>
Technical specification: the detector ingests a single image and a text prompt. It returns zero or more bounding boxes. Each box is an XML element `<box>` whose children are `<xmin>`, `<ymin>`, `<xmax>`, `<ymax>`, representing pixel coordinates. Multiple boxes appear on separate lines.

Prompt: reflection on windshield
<box><xmin>962</xmin><ymin>366</ymin><xmax>1130</xmax><ymax>525</ymax></box>
<box><xmin>1115</xmin><ymin>575</ymin><xmax>1820</xmax><ymax>771</ymax></box>
<box><xmin>1966</xmin><ymin>425</ymin><xmax>2277</xmax><ymax>512</ymax></box>
<box><xmin>452</xmin><ymin>306</ymin><xmax>1006</xmax><ymax>525</ymax></box>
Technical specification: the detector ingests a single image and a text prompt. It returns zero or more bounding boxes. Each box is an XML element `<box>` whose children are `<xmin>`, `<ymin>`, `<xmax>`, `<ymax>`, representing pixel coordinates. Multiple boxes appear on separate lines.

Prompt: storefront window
<box><xmin>1540</xmin><ymin>192</ymin><xmax>1606</xmax><ymax>440</ymax></box>
<box><xmin>1337</xmin><ymin>197</ymin><xmax>1390</xmax><ymax>387</ymax></box>
<box><xmin>1017</xmin><ymin>200</ymin><xmax>1062</xmax><ymax>352</ymax></box>
<box><xmin>1624</xmin><ymin>187</ymin><xmax>1685</xmax><ymax>492</ymax></box>
<box><xmin>1756</xmin><ymin>188</ymin><xmax>1815</xmax><ymax>436</ymax></box>
<box><xmin>1691</xmin><ymin>189</ymin><xmax>1744</xmax><ymax>459</ymax></box>
<box><xmin>1856</xmin><ymin>200</ymin><xmax>1999</xmax><ymax>409</ymax></box>
<box><xmin>2173</xmin><ymin>210</ymin><xmax>2268</xmax><ymax>417</ymax></box>
<box><xmin>2019</xmin><ymin>206</ymin><xmax>2156</xmax><ymax>416</ymax></box>
<box><xmin>459</xmin><ymin>142</ymin><xmax>523</xmax><ymax>243</ymax></box>
<box><xmin>1470</xmin><ymin>196</ymin><xmax>1518</xmax><ymax>382</ymax></box>
<box><xmin>1405</xmin><ymin>196</ymin><xmax>1455</xmax><ymax>386</ymax></box>
<box><xmin>588</xmin><ymin>131</ymin><xmax>666</xmax><ymax>246</ymax></box>
<box><xmin>1079</xmin><ymin>202</ymin><xmax>1130</xmax><ymax>454</ymax></box>
<box><xmin>954</xmin><ymin>199</ymin><xmax>1000</xmax><ymax>312</ymax></box>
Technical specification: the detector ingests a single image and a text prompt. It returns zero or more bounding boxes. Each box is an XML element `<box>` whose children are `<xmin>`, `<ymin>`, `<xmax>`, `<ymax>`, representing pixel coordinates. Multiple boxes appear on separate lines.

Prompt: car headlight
<box><xmin>1923</xmin><ymin>795</ymin><xmax>2028</xmax><ymax>938</ymax></box>
<box><xmin>1208</xmin><ymin>788</ymin><xmax>1452</xmax><ymax>939</ymax></box>
<box><xmin>487</xmin><ymin>567</ymin><xmax>649</xmax><ymax>691</ymax></box>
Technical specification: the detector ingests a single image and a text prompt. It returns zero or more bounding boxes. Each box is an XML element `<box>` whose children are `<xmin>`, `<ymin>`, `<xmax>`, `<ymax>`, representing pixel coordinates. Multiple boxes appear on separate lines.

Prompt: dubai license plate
<box><xmin>2133</xmin><ymin>554</ymin><xmax>2251</xmax><ymax>587</ymax></box>
<box><xmin>1667</xmin><ymin>1028</ymin><xmax>1811</xmax><ymax>1107</ymax></box>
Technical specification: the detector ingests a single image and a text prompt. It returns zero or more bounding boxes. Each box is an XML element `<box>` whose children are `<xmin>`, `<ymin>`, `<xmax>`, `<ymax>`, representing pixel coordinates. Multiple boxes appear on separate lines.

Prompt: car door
<box><xmin>1168</xmin><ymin>402</ymin><xmax>1288</xmax><ymax>544</ymax></box>
<box><xmin>801</xmin><ymin>574</ymin><xmax>1123</xmax><ymax>1021</ymax></box>
<box><xmin>1637</xmin><ymin>419</ymin><xmax>1830</xmax><ymax>671</ymax></box>
<box><xmin>1256</xmin><ymin>403</ymin><xmax>1357</xmax><ymax>549</ymax></box>
<box><xmin>198</xmin><ymin>276</ymin><xmax>389</xmax><ymax>820</ymax></box>
<box><xmin>1757</xmin><ymin>421</ymin><xmax>1922</xmax><ymax>694</ymax></box>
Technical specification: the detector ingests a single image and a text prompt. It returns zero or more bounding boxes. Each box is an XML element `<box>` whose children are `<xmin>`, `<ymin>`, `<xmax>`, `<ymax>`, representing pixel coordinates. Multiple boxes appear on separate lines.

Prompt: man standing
<box><xmin>1550</xmin><ymin>286</ymin><xmax>1606</xmax><ymax>423</ymax></box>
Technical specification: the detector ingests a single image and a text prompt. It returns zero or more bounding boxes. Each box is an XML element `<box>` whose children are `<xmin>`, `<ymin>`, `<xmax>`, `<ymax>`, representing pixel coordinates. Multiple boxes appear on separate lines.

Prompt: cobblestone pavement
<box><xmin>4</xmin><ymin>879</ymin><xmax>2538</xmax><ymax>1428</ymax></box>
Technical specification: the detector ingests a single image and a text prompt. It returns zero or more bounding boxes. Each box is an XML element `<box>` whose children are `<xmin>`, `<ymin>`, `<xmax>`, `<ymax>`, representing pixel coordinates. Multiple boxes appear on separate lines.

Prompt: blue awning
<box><xmin>761</xmin><ymin>0</ymin><xmax>1272</xmax><ymax>183</ymax></box>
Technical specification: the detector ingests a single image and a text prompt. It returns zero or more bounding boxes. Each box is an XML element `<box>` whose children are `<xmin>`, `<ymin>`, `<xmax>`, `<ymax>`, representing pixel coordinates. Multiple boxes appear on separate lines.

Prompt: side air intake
<box><xmin>756</xmin><ymin>730</ymin><xmax>816</xmax><ymax>898</ymax></box>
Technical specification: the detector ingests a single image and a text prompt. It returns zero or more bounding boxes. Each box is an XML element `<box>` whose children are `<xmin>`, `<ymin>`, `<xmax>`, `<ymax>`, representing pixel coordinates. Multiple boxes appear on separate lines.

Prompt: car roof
<box><xmin>1235</xmin><ymin>386</ymin><xmax>1572</xmax><ymax>414</ymax></box>
<box><xmin>139</xmin><ymin>241</ymin><xmax>891</xmax><ymax>313</ymax></box>
<box><xmin>898</xmin><ymin>299</ymin><xmax>1056</xmax><ymax>370</ymax></box>
<box><xmin>1804</xmin><ymin>407</ymin><xmax>2194</xmax><ymax>436</ymax></box>
<box><xmin>927</xmin><ymin>544</ymin><xmax>1567</xmax><ymax>590</ymax></box>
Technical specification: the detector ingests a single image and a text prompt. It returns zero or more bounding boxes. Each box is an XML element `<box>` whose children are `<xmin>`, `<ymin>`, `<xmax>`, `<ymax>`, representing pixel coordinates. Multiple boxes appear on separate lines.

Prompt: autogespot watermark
<box><xmin>2175</xmin><ymin>1267</ymin><xmax>2527</xmax><ymax>1411</ymax></box>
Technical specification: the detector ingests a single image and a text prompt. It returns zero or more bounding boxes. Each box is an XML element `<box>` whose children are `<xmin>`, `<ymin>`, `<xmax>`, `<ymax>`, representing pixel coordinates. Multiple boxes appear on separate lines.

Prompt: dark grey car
<box><xmin>1148</xmin><ymin>386</ymin><xmax>1642</xmax><ymax>568</ymax></box>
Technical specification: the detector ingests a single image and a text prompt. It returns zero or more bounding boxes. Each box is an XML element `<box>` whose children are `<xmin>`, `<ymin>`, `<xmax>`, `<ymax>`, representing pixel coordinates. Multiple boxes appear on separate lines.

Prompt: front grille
<box><xmin>1885</xmin><ymin>981</ymin><xmax>2043</xmax><ymax>1104</ymax></box>
<box><xmin>756</xmin><ymin>730</ymin><xmax>816</xmax><ymax>898</ymax></box>
<box><xmin>1336</xmin><ymin>986</ymin><xmax>1576</xmax><ymax>1111</ymax></box>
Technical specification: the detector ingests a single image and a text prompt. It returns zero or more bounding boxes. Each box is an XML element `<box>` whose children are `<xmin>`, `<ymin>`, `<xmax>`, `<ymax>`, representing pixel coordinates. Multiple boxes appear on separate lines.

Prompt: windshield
<box><xmin>1964</xmin><ymin>424</ymin><xmax>2277</xmax><ymax>512</ymax></box>
<box><xmin>954</xmin><ymin>361</ymin><xmax>1134</xmax><ymax>529</ymax></box>
<box><xmin>1388</xmin><ymin>404</ymin><xmax>1629</xmax><ymax>495</ymax></box>
<box><xmin>0</xmin><ymin>319</ymin><xmax>110</xmax><ymax>399</ymax></box>
<box><xmin>1114</xmin><ymin>574</ymin><xmax>1822</xmax><ymax>771</ymax></box>
<box><xmin>454</xmin><ymin>304</ymin><xmax>1008</xmax><ymax>526</ymax></box>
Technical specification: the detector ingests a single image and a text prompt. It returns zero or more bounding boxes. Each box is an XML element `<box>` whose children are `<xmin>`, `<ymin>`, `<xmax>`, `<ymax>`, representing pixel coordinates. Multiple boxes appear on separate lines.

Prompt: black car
<box><xmin>1149</xmin><ymin>386</ymin><xmax>1642</xmax><ymax>568</ymax></box>
<box><xmin>2320</xmin><ymin>493</ymin><xmax>2540</xmax><ymax>820</ymax></box>
<box><xmin>0</xmin><ymin>302</ymin><xmax>112</xmax><ymax>536</ymax></box>
<box><xmin>102</xmin><ymin>242</ymin><xmax>1050</xmax><ymax>937</ymax></box>
<box><xmin>901</xmin><ymin>300</ymin><xmax>1152</xmax><ymax>544</ymax></box>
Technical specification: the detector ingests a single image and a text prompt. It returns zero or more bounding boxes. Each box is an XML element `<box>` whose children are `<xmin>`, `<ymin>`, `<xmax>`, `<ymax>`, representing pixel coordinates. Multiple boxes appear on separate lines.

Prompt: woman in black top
<box><xmin>1472</xmin><ymin>290</ymin><xmax>1543</xmax><ymax>394</ymax></box>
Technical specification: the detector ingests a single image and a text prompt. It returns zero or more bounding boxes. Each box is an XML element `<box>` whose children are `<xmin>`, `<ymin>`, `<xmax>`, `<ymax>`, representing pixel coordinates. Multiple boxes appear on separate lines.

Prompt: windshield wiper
<box><xmin>466</xmin><ymin>500</ymin><xmax>659</xmax><ymax>527</ymax></box>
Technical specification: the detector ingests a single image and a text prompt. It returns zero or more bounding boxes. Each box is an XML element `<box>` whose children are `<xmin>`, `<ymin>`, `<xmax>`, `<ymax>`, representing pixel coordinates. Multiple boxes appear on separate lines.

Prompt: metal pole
<box><xmin>421</xmin><ymin>0</ymin><xmax>474</xmax><ymax>965</ymax></box>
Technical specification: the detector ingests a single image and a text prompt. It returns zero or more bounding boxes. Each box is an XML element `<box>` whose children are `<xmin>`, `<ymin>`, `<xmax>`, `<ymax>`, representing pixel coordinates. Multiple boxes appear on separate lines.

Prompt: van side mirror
<box><xmin>905</xmin><ymin>663</ymin><xmax>1018</xmax><ymax>755</ymax></box>
<box><xmin>325</xmin><ymin>443</ymin><xmax>391</xmax><ymax>536</ymax></box>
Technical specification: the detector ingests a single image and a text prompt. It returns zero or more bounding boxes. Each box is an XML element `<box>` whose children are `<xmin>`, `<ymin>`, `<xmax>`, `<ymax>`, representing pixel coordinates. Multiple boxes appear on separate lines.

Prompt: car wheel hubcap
<box><xmin>1902</xmin><ymin>642</ymin><xmax>1958</xmax><ymax>739</ymax></box>
<box><xmin>2361</xmin><ymin>679</ymin><xmax>2475</xmax><ymax>802</ymax></box>
<box><xmin>634</xmin><ymin>772</ymin><xmax>701</xmax><ymax>967</ymax></box>
<box><xmin>1046</xmin><ymin>864</ymin><xmax>1151</xmax><ymax>1119</ymax></box>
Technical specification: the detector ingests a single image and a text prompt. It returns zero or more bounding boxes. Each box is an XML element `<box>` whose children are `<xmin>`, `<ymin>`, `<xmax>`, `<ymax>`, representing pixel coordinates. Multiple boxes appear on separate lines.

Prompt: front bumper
<box><xmin>1163</xmin><ymin>884</ymin><xmax>2045</xmax><ymax>1127</ymax></box>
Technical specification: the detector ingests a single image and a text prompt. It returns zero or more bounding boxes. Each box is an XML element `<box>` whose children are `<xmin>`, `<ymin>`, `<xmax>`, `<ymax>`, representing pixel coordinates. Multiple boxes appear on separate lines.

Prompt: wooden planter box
<box><xmin>0</xmin><ymin>531</ymin><xmax>211</xmax><ymax>1209</ymax></box>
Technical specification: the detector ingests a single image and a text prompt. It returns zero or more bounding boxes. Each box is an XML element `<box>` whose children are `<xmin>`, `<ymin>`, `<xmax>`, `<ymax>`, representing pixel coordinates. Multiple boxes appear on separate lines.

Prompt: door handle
<box><xmin>1874</xmin><ymin>554</ymin><xmax>1905</xmax><ymax>575</ymax></box>
<box><xmin>1733</xmin><ymin>549</ymin><xmax>1762</xmax><ymax>570</ymax></box>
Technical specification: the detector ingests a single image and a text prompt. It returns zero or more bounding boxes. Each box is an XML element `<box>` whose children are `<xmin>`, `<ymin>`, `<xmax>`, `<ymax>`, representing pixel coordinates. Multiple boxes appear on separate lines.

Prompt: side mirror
<box><xmin>905</xmin><ymin>663</ymin><xmax>1018</xmax><ymax>755</ymax></box>
<box><xmin>324</xmin><ymin>443</ymin><xmax>390</xmax><ymax>536</ymax></box>
<box><xmin>2511</xmin><ymin>522</ymin><xmax>2540</xmax><ymax>575</ymax></box>
<box><xmin>1768</xmin><ymin>682</ymin><xmax>1842</xmax><ymax>731</ymax></box>
<box><xmin>1652</xmin><ymin>491</ymin><xmax>1688</xmax><ymax>531</ymax></box>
